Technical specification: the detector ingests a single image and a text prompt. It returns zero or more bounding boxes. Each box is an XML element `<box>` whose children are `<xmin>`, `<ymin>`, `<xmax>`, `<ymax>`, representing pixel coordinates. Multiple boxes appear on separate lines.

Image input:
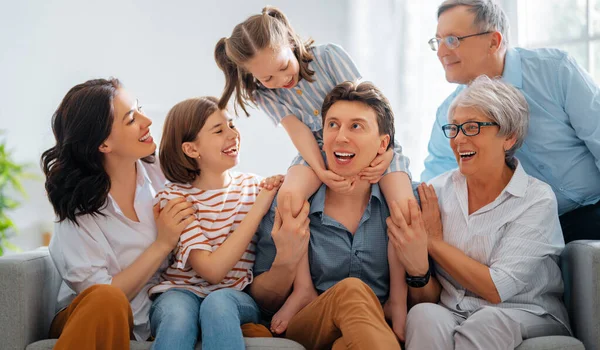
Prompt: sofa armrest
<box><xmin>0</xmin><ymin>248</ymin><xmax>62</xmax><ymax>350</ymax></box>
<box><xmin>561</xmin><ymin>240</ymin><xmax>600</xmax><ymax>350</ymax></box>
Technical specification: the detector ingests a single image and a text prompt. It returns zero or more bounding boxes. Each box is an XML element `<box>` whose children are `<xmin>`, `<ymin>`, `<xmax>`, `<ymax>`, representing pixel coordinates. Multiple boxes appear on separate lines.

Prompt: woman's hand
<box><xmin>358</xmin><ymin>148</ymin><xmax>393</xmax><ymax>183</ymax></box>
<box><xmin>417</xmin><ymin>183</ymin><xmax>443</xmax><ymax>247</ymax></box>
<box><xmin>259</xmin><ymin>174</ymin><xmax>285</xmax><ymax>190</ymax></box>
<box><xmin>387</xmin><ymin>199</ymin><xmax>430</xmax><ymax>277</ymax></box>
<box><xmin>153</xmin><ymin>197</ymin><xmax>195</xmax><ymax>253</ymax></box>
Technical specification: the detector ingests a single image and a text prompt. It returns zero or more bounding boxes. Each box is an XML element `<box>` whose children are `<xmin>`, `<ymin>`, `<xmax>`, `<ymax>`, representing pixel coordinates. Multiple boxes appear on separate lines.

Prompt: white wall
<box><xmin>0</xmin><ymin>0</ymin><xmax>351</xmax><ymax>252</ymax></box>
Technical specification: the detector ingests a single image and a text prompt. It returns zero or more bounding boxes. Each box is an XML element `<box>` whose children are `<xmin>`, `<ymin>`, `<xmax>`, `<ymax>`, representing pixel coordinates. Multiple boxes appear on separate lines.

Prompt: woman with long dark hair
<box><xmin>41</xmin><ymin>78</ymin><xmax>195</xmax><ymax>349</ymax></box>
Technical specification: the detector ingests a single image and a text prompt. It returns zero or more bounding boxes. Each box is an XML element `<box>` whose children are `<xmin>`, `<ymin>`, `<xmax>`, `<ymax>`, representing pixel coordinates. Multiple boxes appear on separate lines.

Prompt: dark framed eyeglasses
<box><xmin>428</xmin><ymin>31</ymin><xmax>492</xmax><ymax>51</ymax></box>
<box><xmin>441</xmin><ymin>121</ymin><xmax>499</xmax><ymax>139</ymax></box>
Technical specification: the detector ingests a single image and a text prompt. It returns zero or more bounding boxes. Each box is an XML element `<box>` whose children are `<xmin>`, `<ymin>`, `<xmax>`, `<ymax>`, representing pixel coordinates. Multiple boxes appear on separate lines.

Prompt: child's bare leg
<box><xmin>277</xmin><ymin>165</ymin><xmax>322</xmax><ymax>217</ymax></box>
<box><xmin>380</xmin><ymin>171</ymin><xmax>413</xmax><ymax>342</ymax></box>
<box><xmin>270</xmin><ymin>252</ymin><xmax>318</xmax><ymax>334</ymax></box>
<box><xmin>385</xmin><ymin>244</ymin><xmax>408</xmax><ymax>342</ymax></box>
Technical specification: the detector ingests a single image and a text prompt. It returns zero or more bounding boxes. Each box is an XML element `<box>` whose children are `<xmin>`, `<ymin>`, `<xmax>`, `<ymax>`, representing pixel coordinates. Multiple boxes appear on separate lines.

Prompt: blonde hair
<box><xmin>159</xmin><ymin>97</ymin><xmax>220</xmax><ymax>184</ymax></box>
<box><xmin>215</xmin><ymin>6</ymin><xmax>315</xmax><ymax>116</ymax></box>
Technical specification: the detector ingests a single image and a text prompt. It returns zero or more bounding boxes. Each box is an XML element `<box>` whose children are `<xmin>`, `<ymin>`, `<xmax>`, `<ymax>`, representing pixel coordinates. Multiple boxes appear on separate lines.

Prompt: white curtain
<box><xmin>346</xmin><ymin>0</ymin><xmax>457</xmax><ymax>181</ymax></box>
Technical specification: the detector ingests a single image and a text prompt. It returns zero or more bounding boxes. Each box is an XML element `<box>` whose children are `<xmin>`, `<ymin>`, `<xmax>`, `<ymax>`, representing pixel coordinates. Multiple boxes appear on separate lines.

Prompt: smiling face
<box><xmin>101</xmin><ymin>88</ymin><xmax>156</xmax><ymax>160</ymax></box>
<box><xmin>450</xmin><ymin>105</ymin><xmax>515</xmax><ymax>177</ymax></box>
<box><xmin>436</xmin><ymin>6</ymin><xmax>495</xmax><ymax>84</ymax></box>
<box><xmin>322</xmin><ymin>100</ymin><xmax>389</xmax><ymax>178</ymax></box>
<box><xmin>183</xmin><ymin>109</ymin><xmax>241</xmax><ymax>173</ymax></box>
<box><xmin>244</xmin><ymin>45</ymin><xmax>300</xmax><ymax>89</ymax></box>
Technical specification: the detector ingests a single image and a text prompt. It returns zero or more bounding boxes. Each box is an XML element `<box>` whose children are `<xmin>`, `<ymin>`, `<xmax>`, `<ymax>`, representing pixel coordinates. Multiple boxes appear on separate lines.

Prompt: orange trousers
<box><xmin>49</xmin><ymin>284</ymin><xmax>134</xmax><ymax>350</ymax></box>
<box><xmin>285</xmin><ymin>277</ymin><xmax>401</xmax><ymax>350</ymax></box>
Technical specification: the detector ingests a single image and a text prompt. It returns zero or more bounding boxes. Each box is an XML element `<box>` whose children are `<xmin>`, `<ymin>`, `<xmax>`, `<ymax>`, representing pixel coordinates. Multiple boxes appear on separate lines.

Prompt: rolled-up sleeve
<box><xmin>50</xmin><ymin>219</ymin><xmax>113</xmax><ymax>294</ymax></box>
<box><xmin>488</xmin><ymin>195</ymin><xmax>564</xmax><ymax>302</ymax></box>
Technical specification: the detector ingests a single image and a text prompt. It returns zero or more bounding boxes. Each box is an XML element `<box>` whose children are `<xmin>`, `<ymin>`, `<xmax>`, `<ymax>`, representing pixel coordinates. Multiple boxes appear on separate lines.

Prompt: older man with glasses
<box><xmin>421</xmin><ymin>0</ymin><xmax>600</xmax><ymax>243</ymax></box>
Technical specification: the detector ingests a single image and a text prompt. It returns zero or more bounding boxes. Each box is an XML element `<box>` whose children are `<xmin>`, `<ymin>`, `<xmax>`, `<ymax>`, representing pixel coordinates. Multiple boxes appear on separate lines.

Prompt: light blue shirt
<box><xmin>422</xmin><ymin>47</ymin><xmax>600</xmax><ymax>215</ymax></box>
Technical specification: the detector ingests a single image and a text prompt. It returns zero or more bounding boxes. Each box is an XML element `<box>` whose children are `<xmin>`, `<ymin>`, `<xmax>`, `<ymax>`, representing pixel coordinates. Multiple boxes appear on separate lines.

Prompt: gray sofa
<box><xmin>1</xmin><ymin>242</ymin><xmax>597</xmax><ymax>350</ymax></box>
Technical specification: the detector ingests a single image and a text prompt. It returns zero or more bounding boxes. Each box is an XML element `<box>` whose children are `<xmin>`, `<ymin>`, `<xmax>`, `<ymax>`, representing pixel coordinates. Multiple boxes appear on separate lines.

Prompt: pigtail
<box><xmin>215</xmin><ymin>38</ymin><xmax>244</xmax><ymax>113</ymax></box>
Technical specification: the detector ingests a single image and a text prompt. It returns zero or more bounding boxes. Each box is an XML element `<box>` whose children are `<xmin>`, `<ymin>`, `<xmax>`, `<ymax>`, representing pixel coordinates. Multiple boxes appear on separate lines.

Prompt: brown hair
<box><xmin>215</xmin><ymin>6</ymin><xmax>315</xmax><ymax>116</ymax></box>
<box><xmin>159</xmin><ymin>96</ymin><xmax>220</xmax><ymax>184</ymax></box>
<box><xmin>321</xmin><ymin>81</ymin><xmax>395</xmax><ymax>150</ymax></box>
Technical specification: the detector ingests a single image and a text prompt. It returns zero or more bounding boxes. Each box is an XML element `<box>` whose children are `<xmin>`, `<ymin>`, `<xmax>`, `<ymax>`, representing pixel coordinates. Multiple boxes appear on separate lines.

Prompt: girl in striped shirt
<box><xmin>148</xmin><ymin>96</ymin><xmax>283</xmax><ymax>350</ymax></box>
<box><xmin>215</xmin><ymin>6</ymin><xmax>413</xmax><ymax>340</ymax></box>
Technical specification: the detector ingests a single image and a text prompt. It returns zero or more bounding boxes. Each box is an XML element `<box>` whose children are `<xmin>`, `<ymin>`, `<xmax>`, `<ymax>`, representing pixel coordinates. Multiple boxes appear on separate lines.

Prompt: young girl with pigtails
<box><xmin>214</xmin><ymin>7</ymin><xmax>415</xmax><ymax>340</ymax></box>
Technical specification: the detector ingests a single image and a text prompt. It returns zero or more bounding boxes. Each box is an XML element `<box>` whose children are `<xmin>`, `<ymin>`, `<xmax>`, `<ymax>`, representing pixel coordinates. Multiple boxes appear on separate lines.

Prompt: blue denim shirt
<box><xmin>253</xmin><ymin>184</ymin><xmax>391</xmax><ymax>304</ymax></box>
<box><xmin>422</xmin><ymin>47</ymin><xmax>600</xmax><ymax>215</ymax></box>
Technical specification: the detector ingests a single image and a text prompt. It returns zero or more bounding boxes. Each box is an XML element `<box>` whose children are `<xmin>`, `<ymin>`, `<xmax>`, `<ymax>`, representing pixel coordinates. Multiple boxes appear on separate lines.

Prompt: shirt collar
<box><xmin>136</xmin><ymin>159</ymin><xmax>153</xmax><ymax>187</ymax></box>
<box><xmin>452</xmin><ymin>159</ymin><xmax>528</xmax><ymax>199</ymax></box>
<box><xmin>309</xmin><ymin>183</ymin><xmax>384</xmax><ymax>215</ymax></box>
<box><xmin>108</xmin><ymin>160</ymin><xmax>153</xmax><ymax>212</ymax></box>
<box><xmin>502</xmin><ymin>48</ymin><xmax>523</xmax><ymax>89</ymax></box>
<box><xmin>503</xmin><ymin>160</ymin><xmax>528</xmax><ymax>198</ymax></box>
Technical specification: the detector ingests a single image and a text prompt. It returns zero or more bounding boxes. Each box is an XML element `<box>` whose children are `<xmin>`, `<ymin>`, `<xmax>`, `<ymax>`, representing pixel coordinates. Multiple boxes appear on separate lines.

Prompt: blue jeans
<box><xmin>149</xmin><ymin>288</ymin><xmax>261</xmax><ymax>350</ymax></box>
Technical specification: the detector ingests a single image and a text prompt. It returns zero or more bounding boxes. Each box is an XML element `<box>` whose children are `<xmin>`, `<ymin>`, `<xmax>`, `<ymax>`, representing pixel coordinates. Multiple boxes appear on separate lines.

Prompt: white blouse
<box><xmin>49</xmin><ymin>160</ymin><xmax>167</xmax><ymax>341</ymax></box>
<box><xmin>429</xmin><ymin>160</ymin><xmax>570</xmax><ymax>333</ymax></box>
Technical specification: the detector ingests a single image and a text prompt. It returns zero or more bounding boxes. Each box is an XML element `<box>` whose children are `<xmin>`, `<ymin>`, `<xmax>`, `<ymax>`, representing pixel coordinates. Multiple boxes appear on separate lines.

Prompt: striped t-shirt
<box><xmin>149</xmin><ymin>172</ymin><xmax>261</xmax><ymax>297</ymax></box>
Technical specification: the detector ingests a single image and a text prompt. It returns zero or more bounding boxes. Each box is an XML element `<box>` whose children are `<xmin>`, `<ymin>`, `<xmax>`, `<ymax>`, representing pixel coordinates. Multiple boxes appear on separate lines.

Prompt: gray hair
<box><xmin>438</xmin><ymin>0</ymin><xmax>510</xmax><ymax>47</ymax></box>
<box><xmin>449</xmin><ymin>75</ymin><xmax>529</xmax><ymax>168</ymax></box>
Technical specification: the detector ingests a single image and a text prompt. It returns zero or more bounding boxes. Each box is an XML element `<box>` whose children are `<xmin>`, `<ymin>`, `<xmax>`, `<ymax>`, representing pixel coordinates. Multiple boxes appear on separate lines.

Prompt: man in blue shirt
<box><xmin>421</xmin><ymin>0</ymin><xmax>600</xmax><ymax>242</ymax></box>
<box><xmin>249</xmin><ymin>81</ymin><xmax>410</xmax><ymax>349</ymax></box>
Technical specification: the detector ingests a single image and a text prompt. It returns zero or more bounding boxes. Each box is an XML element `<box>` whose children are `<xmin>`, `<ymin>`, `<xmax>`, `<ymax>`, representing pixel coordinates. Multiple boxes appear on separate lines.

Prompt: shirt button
<box><xmin>354</xmin><ymin>250</ymin><xmax>359</xmax><ymax>256</ymax></box>
<box><xmin>539</xmin><ymin>164</ymin><xmax>545</xmax><ymax>170</ymax></box>
<box><xmin>559</xmin><ymin>187</ymin><xmax>564</xmax><ymax>191</ymax></box>
<box><xmin>313</xmin><ymin>109</ymin><xmax>319</xmax><ymax>116</ymax></box>
<box><xmin>296</xmin><ymin>89</ymin><xmax>303</xmax><ymax>95</ymax></box>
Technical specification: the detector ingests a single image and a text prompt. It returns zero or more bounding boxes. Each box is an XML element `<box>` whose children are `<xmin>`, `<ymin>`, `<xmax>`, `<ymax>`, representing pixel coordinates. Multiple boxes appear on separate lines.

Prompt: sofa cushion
<box><xmin>514</xmin><ymin>335</ymin><xmax>584</xmax><ymax>350</ymax></box>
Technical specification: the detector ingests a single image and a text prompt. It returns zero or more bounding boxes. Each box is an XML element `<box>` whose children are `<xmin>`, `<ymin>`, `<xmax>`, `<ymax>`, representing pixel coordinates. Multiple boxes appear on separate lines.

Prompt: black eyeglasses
<box><xmin>442</xmin><ymin>121</ymin><xmax>499</xmax><ymax>139</ymax></box>
<box><xmin>428</xmin><ymin>31</ymin><xmax>492</xmax><ymax>51</ymax></box>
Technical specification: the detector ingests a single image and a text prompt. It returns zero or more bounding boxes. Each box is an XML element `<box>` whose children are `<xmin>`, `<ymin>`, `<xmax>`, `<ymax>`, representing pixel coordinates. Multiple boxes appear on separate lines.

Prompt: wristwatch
<box><xmin>405</xmin><ymin>268</ymin><xmax>431</xmax><ymax>288</ymax></box>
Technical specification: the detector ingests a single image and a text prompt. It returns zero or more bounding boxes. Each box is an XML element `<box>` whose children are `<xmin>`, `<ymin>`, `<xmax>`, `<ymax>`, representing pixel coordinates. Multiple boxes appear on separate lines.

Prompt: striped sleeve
<box><xmin>322</xmin><ymin>43</ymin><xmax>362</xmax><ymax>85</ymax></box>
<box><xmin>488</xmin><ymin>194</ymin><xmax>564</xmax><ymax>302</ymax></box>
<box><xmin>254</xmin><ymin>90</ymin><xmax>294</xmax><ymax>126</ymax></box>
<box><xmin>174</xmin><ymin>216</ymin><xmax>213</xmax><ymax>270</ymax></box>
<box><xmin>156</xmin><ymin>186</ymin><xmax>212</xmax><ymax>270</ymax></box>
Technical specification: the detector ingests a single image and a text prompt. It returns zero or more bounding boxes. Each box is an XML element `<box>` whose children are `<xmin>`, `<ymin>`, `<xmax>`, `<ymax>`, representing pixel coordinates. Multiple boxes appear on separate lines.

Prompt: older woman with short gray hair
<box><xmin>388</xmin><ymin>76</ymin><xmax>571</xmax><ymax>349</ymax></box>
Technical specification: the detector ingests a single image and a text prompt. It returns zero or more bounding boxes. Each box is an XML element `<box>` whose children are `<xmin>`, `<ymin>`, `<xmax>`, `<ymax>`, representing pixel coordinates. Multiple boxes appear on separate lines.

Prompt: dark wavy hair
<box><xmin>41</xmin><ymin>78</ymin><xmax>154</xmax><ymax>224</ymax></box>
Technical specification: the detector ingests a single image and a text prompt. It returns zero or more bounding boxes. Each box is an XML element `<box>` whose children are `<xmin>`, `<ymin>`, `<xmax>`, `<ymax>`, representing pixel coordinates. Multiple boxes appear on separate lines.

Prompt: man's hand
<box><xmin>358</xmin><ymin>148</ymin><xmax>393</xmax><ymax>183</ymax></box>
<box><xmin>387</xmin><ymin>199</ymin><xmax>429</xmax><ymax>277</ymax></box>
<box><xmin>271</xmin><ymin>193</ymin><xmax>311</xmax><ymax>269</ymax></box>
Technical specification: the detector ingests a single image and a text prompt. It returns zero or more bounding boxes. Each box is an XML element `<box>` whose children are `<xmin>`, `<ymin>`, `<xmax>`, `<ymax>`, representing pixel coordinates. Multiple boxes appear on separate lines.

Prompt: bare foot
<box><xmin>384</xmin><ymin>300</ymin><xmax>406</xmax><ymax>342</ymax></box>
<box><xmin>270</xmin><ymin>287</ymin><xmax>318</xmax><ymax>334</ymax></box>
